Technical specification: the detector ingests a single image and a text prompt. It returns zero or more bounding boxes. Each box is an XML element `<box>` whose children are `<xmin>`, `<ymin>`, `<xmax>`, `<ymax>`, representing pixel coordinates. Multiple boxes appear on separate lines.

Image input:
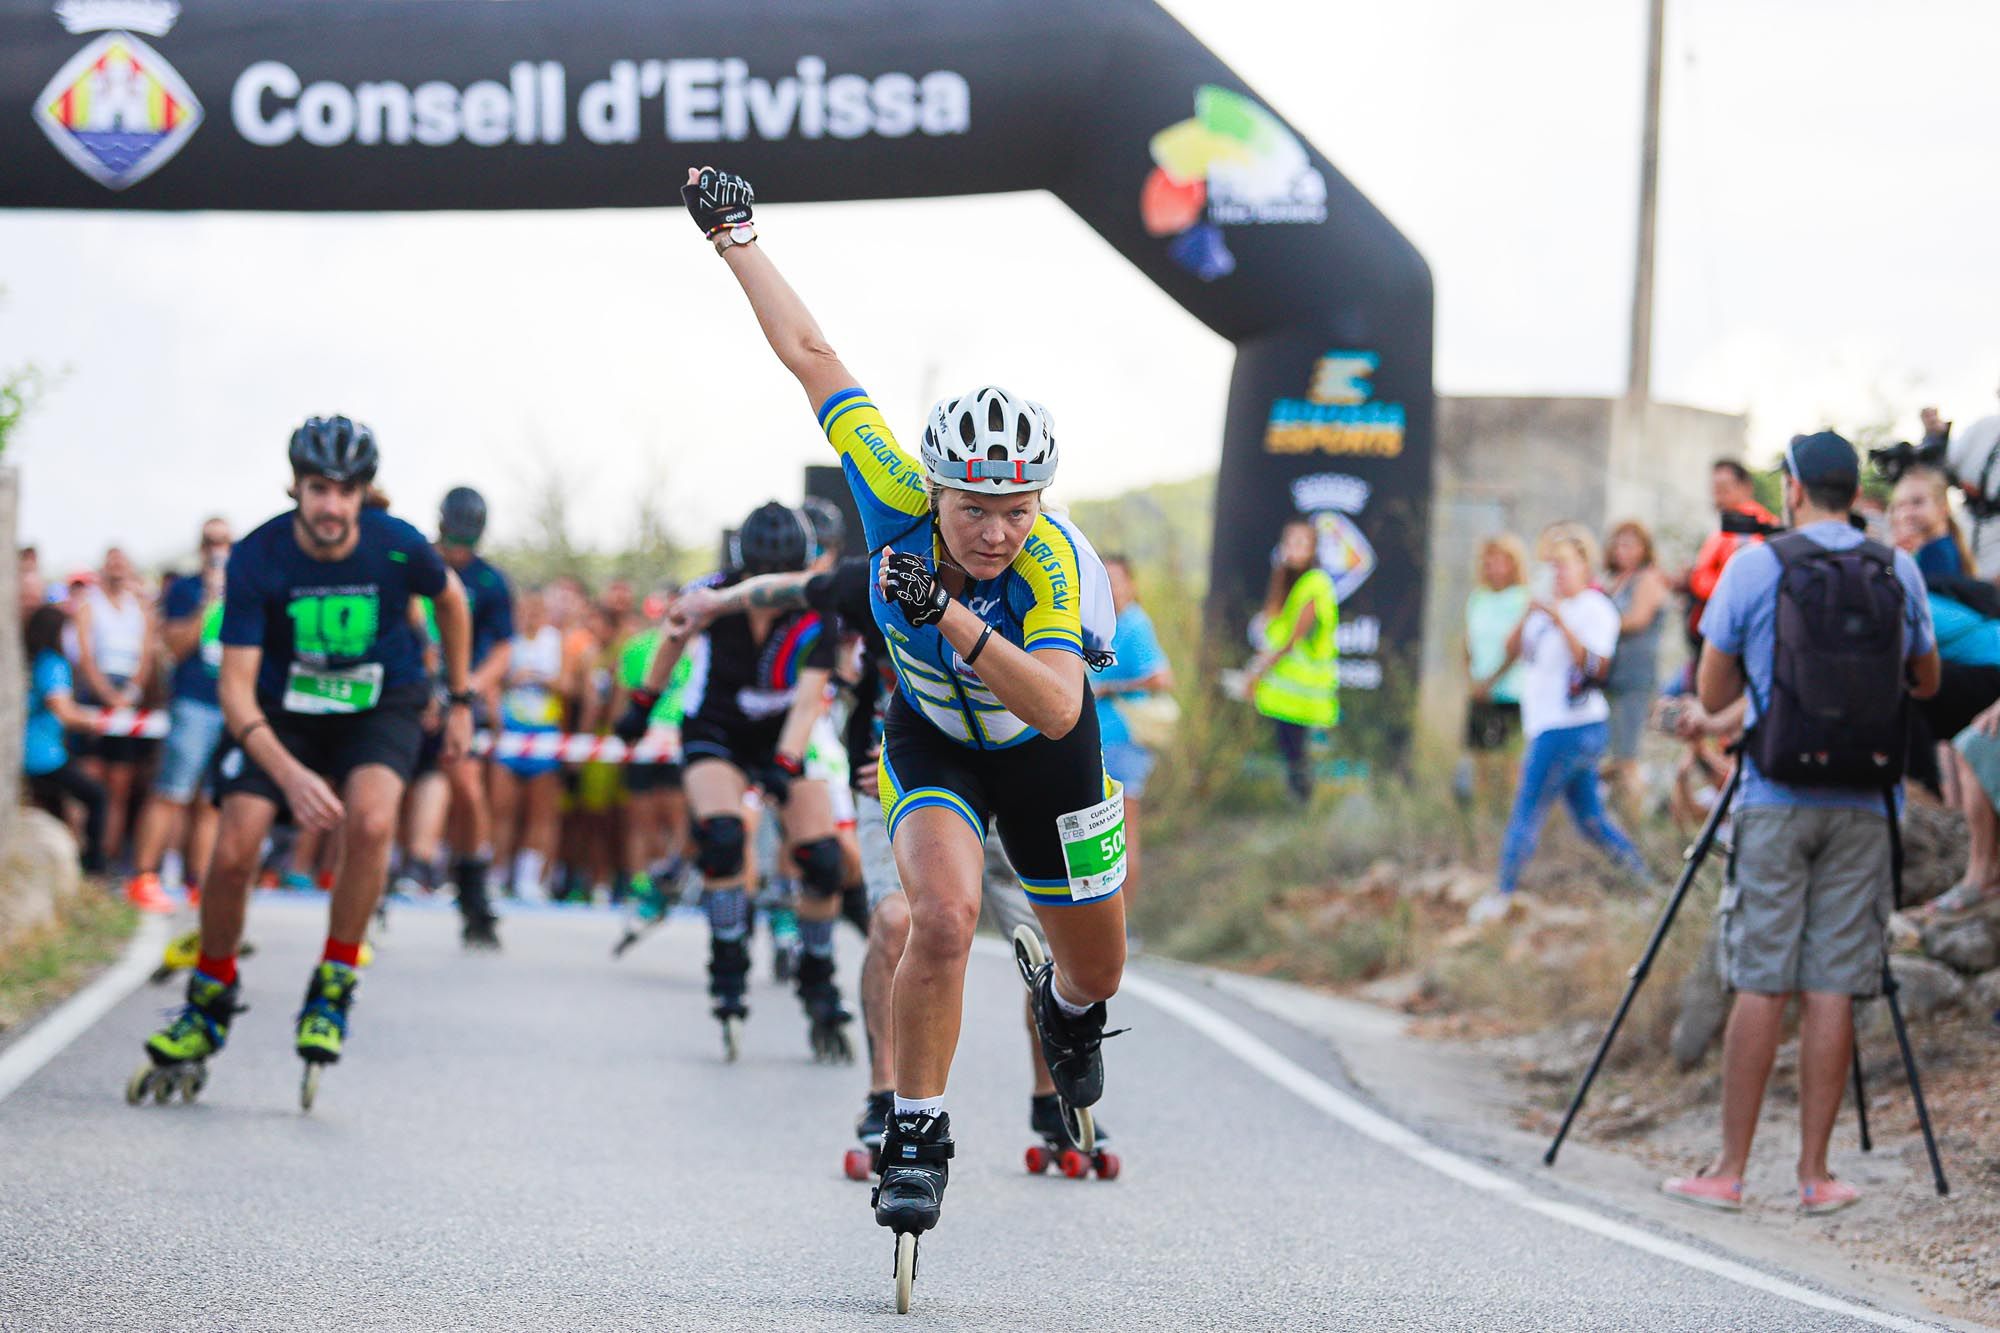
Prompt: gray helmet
<box><xmin>800</xmin><ymin>495</ymin><xmax>845</xmax><ymax>557</ymax></box>
<box><xmin>289</xmin><ymin>415</ymin><xmax>378</xmax><ymax>484</ymax></box>
<box><xmin>439</xmin><ymin>486</ymin><xmax>488</xmax><ymax>546</ymax></box>
<box><xmin>730</xmin><ymin>501</ymin><xmax>812</xmax><ymax>575</ymax></box>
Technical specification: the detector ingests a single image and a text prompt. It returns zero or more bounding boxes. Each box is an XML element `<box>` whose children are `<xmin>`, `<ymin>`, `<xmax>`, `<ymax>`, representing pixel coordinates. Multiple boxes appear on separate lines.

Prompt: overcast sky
<box><xmin>4</xmin><ymin>0</ymin><xmax>1998</xmax><ymax>573</ymax></box>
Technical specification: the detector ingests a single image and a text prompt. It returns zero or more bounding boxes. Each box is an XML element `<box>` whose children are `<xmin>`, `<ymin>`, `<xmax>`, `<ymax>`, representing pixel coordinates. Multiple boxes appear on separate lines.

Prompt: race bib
<box><xmin>1057</xmin><ymin>784</ymin><xmax>1127</xmax><ymax>902</ymax></box>
<box><xmin>283</xmin><ymin>661</ymin><xmax>384</xmax><ymax>715</ymax></box>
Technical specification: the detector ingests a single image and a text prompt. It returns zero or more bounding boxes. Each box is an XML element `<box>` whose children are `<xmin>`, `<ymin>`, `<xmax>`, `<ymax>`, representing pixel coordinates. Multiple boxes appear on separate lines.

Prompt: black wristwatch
<box><xmin>446</xmin><ymin>689</ymin><xmax>475</xmax><ymax>708</ymax></box>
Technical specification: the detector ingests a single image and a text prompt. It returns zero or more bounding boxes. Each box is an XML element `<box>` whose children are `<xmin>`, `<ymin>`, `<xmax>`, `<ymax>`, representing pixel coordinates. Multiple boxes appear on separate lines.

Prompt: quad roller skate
<box><xmin>1012</xmin><ymin>925</ymin><xmax>1123</xmax><ymax>1155</ymax></box>
<box><xmin>1026</xmin><ymin>1092</ymin><xmax>1120</xmax><ymax>1180</ymax></box>
<box><xmin>872</xmin><ymin>1110</ymin><xmax>953</xmax><ymax>1315</ymax></box>
<box><xmin>149</xmin><ymin>931</ymin><xmax>257</xmax><ymax>985</ymax></box>
<box><xmin>796</xmin><ymin>953</ymin><xmax>854</xmax><ymax>1065</ymax></box>
<box><xmin>709</xmin><ymin>936</ymin><xmax>751</xmax><ymax>1062</ymax></box>
<box><xmin>127</xmin><ymin>971</ymin><xmax>243</xmax><ymax>1105</ymax></box>
<box><xmin>844</xmin><ymin>1089</ymin><xmax>894</xmax><ymax>1181</ymax></box>
<box><xmin>295</xmin><ymin>961</ymin><xmax>357</xmax><ymax>1112</ymax></box>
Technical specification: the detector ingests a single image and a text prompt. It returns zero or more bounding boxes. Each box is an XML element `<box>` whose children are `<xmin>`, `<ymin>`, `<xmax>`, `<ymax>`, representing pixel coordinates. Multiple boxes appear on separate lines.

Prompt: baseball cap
<box><xmin>1784</xmin><ymin>431</ymin><xmax>1860</xmax><ymax>489</ymax></box>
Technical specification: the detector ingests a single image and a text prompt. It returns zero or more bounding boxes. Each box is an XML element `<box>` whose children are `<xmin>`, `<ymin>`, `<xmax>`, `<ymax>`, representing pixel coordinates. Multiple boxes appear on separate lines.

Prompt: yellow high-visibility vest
<box><xmin>1254</xmin><ymin>568</ymin><xmax>1339</xmax><ymax>728</ymax></box>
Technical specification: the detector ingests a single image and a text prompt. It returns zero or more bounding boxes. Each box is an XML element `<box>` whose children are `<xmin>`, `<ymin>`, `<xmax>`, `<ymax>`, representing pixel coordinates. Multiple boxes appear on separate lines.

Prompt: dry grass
<box><xmin>0</xmin><ymin>888</ymin><xmax>137</xmax><ymax>1038</ymax></box>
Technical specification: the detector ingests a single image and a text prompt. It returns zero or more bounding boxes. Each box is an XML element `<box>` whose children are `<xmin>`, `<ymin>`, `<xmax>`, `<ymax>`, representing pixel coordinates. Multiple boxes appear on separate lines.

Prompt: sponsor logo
<box><xmin>230</xmin><ymin>56</ymin><xmax>970</xmax><ymax>150</ymax></box>
<box><xmin>1288</xmin><ymin>473</ymin><xmax>1377</xmax><ymax>606</ymax></box>
<box><xmin>1139</xmin><ymin>85</ymin><xmax>1327</xmax><ymax>282</ymax></box>
<box><xmin>34</xmin><ymin>0</ymin><xmax>201</xmax><ymax>191</ymax></box>
<box><xmin>1265</xmin><ymin>350</ymin><xmax>1406</xmax><ymax>458</ymax></box>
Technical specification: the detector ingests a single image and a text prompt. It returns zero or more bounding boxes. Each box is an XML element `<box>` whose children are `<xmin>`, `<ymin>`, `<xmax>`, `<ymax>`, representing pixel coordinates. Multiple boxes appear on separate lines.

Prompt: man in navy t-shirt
<box><xmin>127</xmin><ymin>417</ymin><xmax>479</xmax><ymax>1111</ymax></box>
<box><xmin>125</xmin><ymin>517</ymin><xmax>234</xmax><ymax>912</ymax></box>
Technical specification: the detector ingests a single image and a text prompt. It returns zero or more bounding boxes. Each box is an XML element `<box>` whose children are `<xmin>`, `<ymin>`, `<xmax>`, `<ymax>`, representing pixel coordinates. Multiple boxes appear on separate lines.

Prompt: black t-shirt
<box><xmin>681</xmin><ymin>569</ymin><xmax>836</xmax><ymax>730</ymax></box>
<box><xmin>806</xmin><ymin>557</ymin><xmax>892</xmax><ymax>784</ymax></box>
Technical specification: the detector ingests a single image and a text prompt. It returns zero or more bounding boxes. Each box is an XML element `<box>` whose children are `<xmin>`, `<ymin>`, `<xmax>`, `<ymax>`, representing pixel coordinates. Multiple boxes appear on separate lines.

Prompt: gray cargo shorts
<box><xmin>1719</xmin><ymin>805</ymin><xmax>1892</xmax><ymax>997</ymax></box>
<box><xmin>856</xmin><ymin>795</ymin><xmax>1040</xmax><ymax>936</ymax></box>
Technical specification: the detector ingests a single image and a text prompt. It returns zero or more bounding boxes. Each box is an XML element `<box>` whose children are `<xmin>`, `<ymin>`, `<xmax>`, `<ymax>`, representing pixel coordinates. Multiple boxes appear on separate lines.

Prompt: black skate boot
<box><xmin>845</xmin><ymin>1089</ymin><xmax>894</xmax><ymax>1181</ymax></box>
<box><xmin>795</xmin><ymin>951</ymin><xmax>853</xmax><ymax>1064</ymax></box>
<box><xmin>456</xmin><ymin>857</ymin><xmax>501</xmax><ymax>952</ymax></box>
<box><xmin>874</xmin><ymin>1109</ymin><xmax>953</xmax><ymax>1313</ymax></box>
<box><xmin>1028</xmin><ymin>1091</ymin><xmax>1121</xmax><ymax>1180</ymax></box>
<box><xmin>709</xmin><ymin>935</ymin><xmax>751</xmax><ymax>1062</ymax></box>
<box><xmin>1024</xmin><ymin>961</ymin><xmax>1116</xmax><ymax>1109</ymax></box>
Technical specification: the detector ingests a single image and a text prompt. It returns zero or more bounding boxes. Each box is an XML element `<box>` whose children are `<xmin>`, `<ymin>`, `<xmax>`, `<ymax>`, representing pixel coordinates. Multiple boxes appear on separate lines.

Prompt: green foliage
<box><xmin>1066</xmin><ymin>474</ymin><xmax>1214</xmax><ymax>591</ymax></box>
<box><xmin>481</xmin><ymin>459</ymin><xmax>709</xmax><ymax>595</ymax></box>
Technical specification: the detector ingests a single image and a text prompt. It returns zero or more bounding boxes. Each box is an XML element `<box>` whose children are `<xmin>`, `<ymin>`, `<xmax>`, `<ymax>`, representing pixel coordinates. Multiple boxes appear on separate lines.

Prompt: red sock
<box><xmin>196</xmin><ymin>954</ymin><xmax>238</xmax><ymax>986</ymax></box>
<box><xmin>322</xmin><ymin>937</ymin><xmax>363</xmax><ymax>968</ymax></box>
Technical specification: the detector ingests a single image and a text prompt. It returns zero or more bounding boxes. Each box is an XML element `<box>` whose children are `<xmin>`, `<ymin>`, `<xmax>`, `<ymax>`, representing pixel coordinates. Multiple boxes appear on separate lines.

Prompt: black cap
<box><xmin>1784</xmin><ymin>431</ymin><xmax>1860</xmax><ymax>490</ymax></box>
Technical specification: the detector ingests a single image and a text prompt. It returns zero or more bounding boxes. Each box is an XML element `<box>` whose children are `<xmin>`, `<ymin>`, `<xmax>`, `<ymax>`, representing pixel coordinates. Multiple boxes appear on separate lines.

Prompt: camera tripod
<box><xmin>1543</xmin><ymin>761</ymin><xmax>1949</xmax><ymax>1196</ymax></box>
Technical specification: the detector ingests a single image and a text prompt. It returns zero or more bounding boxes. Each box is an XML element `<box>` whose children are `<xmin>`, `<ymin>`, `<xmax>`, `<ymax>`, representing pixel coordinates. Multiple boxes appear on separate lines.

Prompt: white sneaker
<box><xmin>1467</xmin><ymin>892</ymin><xmax>1513</xmax><ymax>926</ymax></box>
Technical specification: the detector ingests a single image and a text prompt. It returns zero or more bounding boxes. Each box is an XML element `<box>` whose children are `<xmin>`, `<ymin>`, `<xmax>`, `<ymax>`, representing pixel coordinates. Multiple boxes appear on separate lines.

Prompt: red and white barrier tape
<box><xmin>88</xmin><ymin>709</ymin><xmax>681</xmax><ymax>765</ymax></box>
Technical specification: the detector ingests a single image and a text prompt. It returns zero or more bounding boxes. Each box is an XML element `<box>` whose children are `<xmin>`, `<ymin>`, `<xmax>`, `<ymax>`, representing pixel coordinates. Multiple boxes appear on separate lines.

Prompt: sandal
<box><xmin>1661</xmin><ymin>1172</ymin><xmax>1744</xmax><ymax>1212</ymax></box>
<box><xmin>1799</xmin><ymin>1178</ymin><xmax>1860</xmax><ymax>1215</ymax></box>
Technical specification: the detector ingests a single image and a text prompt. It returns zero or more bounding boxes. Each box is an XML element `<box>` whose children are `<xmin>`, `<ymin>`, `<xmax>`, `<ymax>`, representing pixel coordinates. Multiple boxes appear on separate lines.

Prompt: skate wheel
<box><xmin>125</xmin><ymin>1065</ymin><xmax>153</xmax><ymax>1106</ymax></box>
<box><xmin>1025</xmin><ymin>1145</ymin><xmax>1052</xmax><ymax>1174</ymax></box>
<box><xmin>893</xmin><ymin>1231</ymin><xmax>918</xmax><ymax>1315</ymax></box>
<box><xmin>152</xmin><ymin>1070</ymin><xmax>175</xmax><ymax>1105</ymax></box>
<box><xmin>1058</xmin><ymin>1149</ymin><xmax>1089</xmax><ymax>1179</ymax></box>
<box><xmin>177</xmin><ymin>1065</ymin><xmax>206</xmax><ymax>1103</ymax></box>
<box><xmin>1012</xmin><ymin>924</ymin><xmax>1046</xmax><ymax>985</ymax></box>
<box><xmin>720</xmin><ymin>1016</ymin><xmax>742</xmax><ymax>1064</ymax></box>
<box><xmin>300</xmin><ymin>1063</ymin><xmax>321</xmax><ymax>1113</ymax></box>
<box><xmin>1094</xmin><ymin>1151</ymin><xmax>1121</xmax><ymax>1181</ymax></box>
<box><xmin>1068</xmin><ymin>1105</ymin><xmax>1096</xmax><ymax>1154</ymax></box>
<box><xmin>844</xmin><ymin>1148</ymin><xmax>873</xmax><ymax>1182</ymax></box>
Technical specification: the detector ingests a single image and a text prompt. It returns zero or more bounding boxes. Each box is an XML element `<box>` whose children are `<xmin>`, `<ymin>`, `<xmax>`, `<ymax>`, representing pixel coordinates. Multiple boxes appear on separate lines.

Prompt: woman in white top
<box><xmin>489</xmin><ymin>588</ymin><xmax>573</xmax><ymax>902</ymax></box>
<box><xmin>1470</xmin><ymin>526</ymin><xmax>1647</xmax><ymax>924</ymax></box>
<box><xmin>69</xmin><ymin>548</ymin><xmax>155</xmax><ymax>868</ymax></box>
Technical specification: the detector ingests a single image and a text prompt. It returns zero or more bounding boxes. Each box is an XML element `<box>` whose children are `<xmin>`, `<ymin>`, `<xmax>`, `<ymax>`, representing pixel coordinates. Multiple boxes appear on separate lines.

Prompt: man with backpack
<box><xmin>1663</xmin><ymin>431</ymin><xmax>1939</xmax><ymax>1216</ymax></box>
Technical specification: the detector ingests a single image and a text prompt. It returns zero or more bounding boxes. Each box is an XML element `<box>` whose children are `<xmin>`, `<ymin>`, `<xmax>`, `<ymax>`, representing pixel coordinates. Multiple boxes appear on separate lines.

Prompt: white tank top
<box><xmin>82</xmin><ymin>584</ymin><xmax>146</xmax><ymax>683</ymax></box>
<box><xmin>502</xmin><ymin>625</ymin><xmax>565</xmax><ymax>726</ymax></box>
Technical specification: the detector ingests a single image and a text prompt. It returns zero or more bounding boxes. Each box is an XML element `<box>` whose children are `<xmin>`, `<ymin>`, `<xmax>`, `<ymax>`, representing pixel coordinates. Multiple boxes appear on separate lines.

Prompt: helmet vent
<box><xmin>1016</xmin><ymin>415</ymin><xmax>1031</xmax><ymax>451</ymax></box>
<box><xmin>987</xmin><ymin>396</ymin><xmax>1006</xmax><ymax>433</ymax></box>
<box><xmin>958</xmin><ymin>411</ymin><xmax>977</xmax><ymax>447</ymax></box>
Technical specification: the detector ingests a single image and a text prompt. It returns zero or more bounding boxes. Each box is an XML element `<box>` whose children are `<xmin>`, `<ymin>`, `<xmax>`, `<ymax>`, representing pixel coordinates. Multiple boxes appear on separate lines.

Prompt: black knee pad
<box><xmin>694</xmin><ymin>816</ymin><xmax>747</xmax><ymax>879</ymax></box>
<box><xmin>792</xmin><ymin>837</ymin><xmax>846</xmax><ymax>901</ymax></box>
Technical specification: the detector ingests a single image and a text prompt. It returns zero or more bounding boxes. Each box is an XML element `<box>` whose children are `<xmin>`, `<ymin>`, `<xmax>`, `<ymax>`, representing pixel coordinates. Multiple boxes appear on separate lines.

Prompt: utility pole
<box><xmin>1626</xmin><ymin>0</ymin><xmax>1665</xmax><ymax>406</ymax></box>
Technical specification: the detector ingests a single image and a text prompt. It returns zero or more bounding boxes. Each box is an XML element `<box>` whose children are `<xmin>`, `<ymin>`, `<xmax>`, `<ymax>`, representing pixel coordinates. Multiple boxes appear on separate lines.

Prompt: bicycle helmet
<box><xmin>920</xmin><ymin>386</ymin><xmax>1057</xmax><ymax>495</ymax></box>
<box><xmin>800</xmin><ymin>495</ymin><xmax>846</xmax><ymax>557</ymax></box>
<box><xmin>438</xmin><ymin>486</ymin><xmax>488</xmax><ymax>546</ymax></box>
<box><xmin>730</xmin><ymin>501</ymin><xmax>812</xmax><ymax>575</ymax></box>
<box><xmin>288</xmin><ymin>415</ymin><xmax>378</xmax><ymax>484</ymax></box>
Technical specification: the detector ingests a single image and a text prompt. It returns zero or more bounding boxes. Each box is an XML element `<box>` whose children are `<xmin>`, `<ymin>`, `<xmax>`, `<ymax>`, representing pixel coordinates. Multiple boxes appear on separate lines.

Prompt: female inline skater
<box><xmin>676</xmin><ymin>167</ymin><xmax>1128</xmax><ymax>1268</ymax></box>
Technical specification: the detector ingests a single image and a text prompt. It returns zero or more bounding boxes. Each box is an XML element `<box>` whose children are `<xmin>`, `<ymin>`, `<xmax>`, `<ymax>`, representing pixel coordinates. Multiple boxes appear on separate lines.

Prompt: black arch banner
<box><xmin>2</xmin><ymin>0</ymin><xmax>1432</xmax><ymax>755</ymax></box>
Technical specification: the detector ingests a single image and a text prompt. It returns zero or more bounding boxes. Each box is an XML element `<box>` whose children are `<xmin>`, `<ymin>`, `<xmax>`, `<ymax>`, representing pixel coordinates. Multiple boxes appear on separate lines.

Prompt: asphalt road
<box><xmin>0</xmin><ymin>896</ymin><xmax>1937</xmax><ymax>1331</ymax></box>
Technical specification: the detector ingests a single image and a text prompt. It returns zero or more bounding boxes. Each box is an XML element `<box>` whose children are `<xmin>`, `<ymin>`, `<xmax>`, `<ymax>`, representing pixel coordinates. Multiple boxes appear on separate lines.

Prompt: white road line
<box><xmin>0</xmin><ymin>915</ymin><xmax>169</xmax><ymax>1105</ymax></box>
<box><xmin>1103</xmin><ymin>959</ymin><xmax>1939</xmax><ymax>1333</ymax></box>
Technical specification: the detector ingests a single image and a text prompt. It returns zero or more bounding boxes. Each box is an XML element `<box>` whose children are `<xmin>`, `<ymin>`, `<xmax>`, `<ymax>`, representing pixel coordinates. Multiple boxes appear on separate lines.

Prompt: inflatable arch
<box><xmin>1</xmin><ymin>0</ymin><xmax>1433</xmax><ymax>739</ymax></box>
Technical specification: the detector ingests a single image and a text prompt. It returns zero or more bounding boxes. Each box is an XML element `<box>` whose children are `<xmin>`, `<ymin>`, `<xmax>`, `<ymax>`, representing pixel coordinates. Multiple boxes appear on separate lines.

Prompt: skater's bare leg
<box><xmin>685</xmin><ymin>759</ymin><xmax>753</xmax><ymax>890</ymax></box>
<box><xmin>784</xmin><ymin>779</ymin><xmax>840</xmax><ymax>925</ymax></box>
<box><xmin>863</xmin><ymin>891</ymin><xmax>909</xmax><ymax>1090</ymax></box>
<box><xmin>328</xmin><ymin>765</ymin><xmax>405</xmax><ymax>944</ymax></box>
<box><xmin>889</xmin><ymin>808</ymin><xmax>984</xmax><ymax>1098</ymax></box>
<box><xmin>1030</xmin><ymin>894</ymin><xmax>1126</xmax><ymax>1007</ymax></box>
<box><xmin>198</xmin><ymin>794</ymin><xmax>278</xmax><ymax>961</ymax></box>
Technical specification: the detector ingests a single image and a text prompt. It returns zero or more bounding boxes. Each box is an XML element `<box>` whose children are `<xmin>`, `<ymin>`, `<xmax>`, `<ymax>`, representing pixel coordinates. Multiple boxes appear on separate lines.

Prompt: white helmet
<box><xmin>920</xmin><ymin>385</ymin><xmax>1058</xmax><ymax>494</ymax></box>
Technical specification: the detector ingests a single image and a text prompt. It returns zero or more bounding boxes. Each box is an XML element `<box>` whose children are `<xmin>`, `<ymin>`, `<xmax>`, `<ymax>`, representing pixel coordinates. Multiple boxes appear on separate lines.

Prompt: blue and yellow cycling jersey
<box><xmin>818</xmin><ymin>387</ymin><xmax>1115</xmax><ymax>750</ymax></box>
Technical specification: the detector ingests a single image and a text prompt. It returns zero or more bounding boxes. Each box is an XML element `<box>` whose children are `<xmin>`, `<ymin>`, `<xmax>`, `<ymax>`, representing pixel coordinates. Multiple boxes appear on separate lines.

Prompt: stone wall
<box><xmin>1415</xmin><ymin>397</ymin><xmax>1748</xmax><ymax>748</ymax></box>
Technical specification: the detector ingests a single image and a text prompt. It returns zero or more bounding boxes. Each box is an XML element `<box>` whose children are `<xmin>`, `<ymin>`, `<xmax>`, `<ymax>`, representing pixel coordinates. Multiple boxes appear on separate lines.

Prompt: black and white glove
<box><xmin>681</xmin><ymin>167</ymin><xmax>755</xmax><ymax>239</ymax></box>
<box><xmin>614</xmin><ymin>689</ymin><xmax>660</xmax><ymax>744</ymax></box>
<box><xmin>880</xmin><ymin>551</ymin><xmax>949</xmax><ymax>627</ymax></box>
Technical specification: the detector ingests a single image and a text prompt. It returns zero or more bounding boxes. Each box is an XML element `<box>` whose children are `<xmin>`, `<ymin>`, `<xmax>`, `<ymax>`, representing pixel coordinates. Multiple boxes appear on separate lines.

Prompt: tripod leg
<box><xmin>1545</xmin><ymin>765</ymin><xmax>1740</xmax><ymax>1167</ymax></box>
<box><xmin>1882</xmin><ymin>968</ymin><xmax>1949</xmax><ymax>1196</ymax></box>
<box><xmin>1850</xmin><ymin>1040</ymin><xmax>1871</xmax><ymax>1153</ymax></box>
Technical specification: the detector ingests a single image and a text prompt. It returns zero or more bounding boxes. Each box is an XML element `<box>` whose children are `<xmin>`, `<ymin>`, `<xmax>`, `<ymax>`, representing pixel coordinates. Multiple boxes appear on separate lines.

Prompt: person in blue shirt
<box><xmin>125</xmin><ymin>517</ymin><xmax>233</xmax><ymax>912</ymax></box>
<box><xmin>127</xmin><ymin>416</ymin><xmax>479</xmax><ymax>1111</ymax></box>
<box><xmin>1663</xmin><ymin>431</ymin><xmax>1939</xmax><ymax>1217</ymax></box>
<box><xmin>20</xmin><ymin>604</ymin><xmax>106</xmax><ymax>873</ymax></box>
<box><xmin>431</xmin><ymin>485</ymin><xmax>515</xmax><ymax>945</ymax></box>
<box><xmin>1091</xmin><ymin>555</ymin><xmax>1173</xmax><ymax>898</ymax></box>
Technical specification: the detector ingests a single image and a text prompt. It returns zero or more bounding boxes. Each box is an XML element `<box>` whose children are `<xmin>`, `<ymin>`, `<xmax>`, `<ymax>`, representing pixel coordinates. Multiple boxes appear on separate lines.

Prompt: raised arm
<box><xmin>683</xmin><ymin>166</ymin><xmax>856</xmax><ymax>411</ymax></box>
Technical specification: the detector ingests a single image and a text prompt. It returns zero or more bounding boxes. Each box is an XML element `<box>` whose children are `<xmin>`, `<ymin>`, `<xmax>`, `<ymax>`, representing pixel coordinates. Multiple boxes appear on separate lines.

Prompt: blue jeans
<box><xmin>1497</xmin><ymin>721</ymin><xmax>1644</xmax><ymax>894</ymax></box>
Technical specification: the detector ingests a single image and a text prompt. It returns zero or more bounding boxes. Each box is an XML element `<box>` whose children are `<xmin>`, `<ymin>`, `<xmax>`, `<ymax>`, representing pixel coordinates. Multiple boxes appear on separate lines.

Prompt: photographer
<box><xmin>1940</xmin><ymin>399</ymin><xmax>2000</xmax><ymax>574</ymax></box>
<box><xmin>1679</xmin><ymin>460</ymin><xmax>1780</xmax><ymax>659</ymax></box>
<box><xmin>1662</xmin><ymin>432</ymin><xmax>1939</xmax><ymax>1216</ymax></box>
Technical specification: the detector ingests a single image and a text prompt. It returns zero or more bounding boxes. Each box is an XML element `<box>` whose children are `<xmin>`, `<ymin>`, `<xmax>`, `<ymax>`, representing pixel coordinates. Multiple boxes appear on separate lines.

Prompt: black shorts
<box><xmin>68</xmin><ymin>728</ymin><xmax>159</xmax><ymax>765</ymax></box>
<box><xmin>878</xmin><ymin>690</ymin><xmax>1109</xmax><ymax>908</ymax></box>
<box><xmin>682</xmin><ymin>712</ymin><xmax>783</xmax><ymax>774</ymax></box>
<box><xmin>1465</xmin><ymin>700</ymin><xmax>1522</xmax><ymax>751</ymax></box>
<box><xmin>216</xmin><ymin>685</ymin><xmax>428</xmax><ymax>812</ymax></box>
<box><xmin>625</xmin><ymin>760</ymin><xmax>685</xmax><ymax>793</ymax></box>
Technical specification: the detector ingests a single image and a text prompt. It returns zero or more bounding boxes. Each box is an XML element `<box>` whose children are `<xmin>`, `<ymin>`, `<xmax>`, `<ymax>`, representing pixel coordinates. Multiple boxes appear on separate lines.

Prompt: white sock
<box><xmin>160</xmin><ymin>850</ymin><xmax>185</xmax><ymax>889</ymax></box>
<box><xmin>1051</xmin><ymin>974</ymin><xmax>1093</xmax><ymax>1017</ymax></box>
<box><xmin>893</xmin><ymin>1094</ymin><xmax>945</xmax><ymax>1118</ymax></box>
<box><xmin>513</xmin><ymin>850</ymin><xmax>547</xmax><ymax>901</ymax></box>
